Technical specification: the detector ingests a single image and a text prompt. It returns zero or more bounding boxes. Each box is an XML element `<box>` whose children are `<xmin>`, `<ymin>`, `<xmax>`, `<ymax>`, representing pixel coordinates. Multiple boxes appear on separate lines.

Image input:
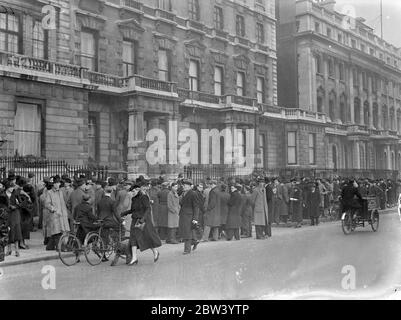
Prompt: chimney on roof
<box><xmin>315</xmin><ymin>0</ymin><xmax>336</xmax><ymax>12</ymax></box>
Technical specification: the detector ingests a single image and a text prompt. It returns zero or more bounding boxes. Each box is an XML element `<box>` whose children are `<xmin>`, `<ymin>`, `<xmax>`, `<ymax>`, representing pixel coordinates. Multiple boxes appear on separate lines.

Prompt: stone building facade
<box><xmin>0</xmin><ymin>0</ymin><xmax>399</xmax><ymax>180</ymax></box>
<box><xmin>277</xmin><ymin>0</ymin><xmax>401</xmax><ymax>174</ymax></box>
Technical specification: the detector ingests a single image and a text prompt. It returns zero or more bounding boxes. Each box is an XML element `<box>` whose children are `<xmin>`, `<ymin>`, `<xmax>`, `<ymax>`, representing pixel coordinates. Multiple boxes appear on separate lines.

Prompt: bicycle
<box><xmin>57</xmin><ymin>221</ymin><xmax>86</xmax><ymax>267</ymax></box>
<box><xmin>84</xmin><ymin>219</ymin><xmax>130</xmax><ymax>266</ymax></box>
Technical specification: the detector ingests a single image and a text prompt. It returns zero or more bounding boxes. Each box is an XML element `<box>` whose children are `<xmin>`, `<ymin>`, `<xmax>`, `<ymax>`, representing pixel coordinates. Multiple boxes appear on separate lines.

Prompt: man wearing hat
<box><xmin>67</xmin><ymin>178</ymin><xmax>87</xmax><ymax>228</ymax></box>
<box><xmin>179</xmin><ymin>179</ymin><xmax>200</xmax><ymax>254</ymax></box>
<box><xmin>61</xmin><ymin>177</ymin><xmax>74</xmax><ymax>230</ymax></box>
<box><xmin>202</xmin><ymin>180</ymin><xmax>220</xmax><ymax>242</ymax></box>
<box><xmin>73</xmin><ymin>193</ymin><xmax>98</xmax><ymax>243</ymax></box>
<box><xmin>264</xmin><ymin>177</ymin><xmax>274</xmax><ymax>237</ymax></box>
<box><xmin>157</xmin><ymin>181</ymin><xmax>170</xmax><ymax>241</ymax></box>
<box><xmin>226</xmin><ymin>183</ymin><xmax>243</xmax><ymax>240</ymax></box>
<box><xmin>289</xmin><ymin>178</ymin><xmax>303</xmax><ymax>228</ymax></box>
<box><xmin>251</xmin><ymin>177</ymin><xmax>269</xmax><ymax>239</ymax></box>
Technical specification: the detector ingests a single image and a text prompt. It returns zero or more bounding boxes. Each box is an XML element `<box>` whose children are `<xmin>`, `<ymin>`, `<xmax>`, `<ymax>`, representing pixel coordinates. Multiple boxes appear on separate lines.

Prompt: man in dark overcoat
<box><xmin>264</xmin><ymin>177</ymin><xmax>274</xmax><ymax>237</ymax></box>
<box><xmin>97</xmin><ymin>186</ymin><xmax>122</xmax><ymax>257</ymax></box>
<box><xmin>341</xmin><ymin>179</ymin><xmax>363</xmax><ymax>216</ymax></box>
<box><xmin>179</xmin><ymin>179</ymin><xmax>200</xmax><ymax>254</ymax></box>
<box><xmin>201</xmin><ymin>180</ymin><xmax>220</xmax><ymax>241</ymax></box>
<box><xmin>226</xmin><ymin>184</ymin><xmax>243</xmax><ymax>240</ymax></box>
<box><xmin>289</xmin><ymin>178</ymin><xmax>303</xmax><ymax>228</ymax></box>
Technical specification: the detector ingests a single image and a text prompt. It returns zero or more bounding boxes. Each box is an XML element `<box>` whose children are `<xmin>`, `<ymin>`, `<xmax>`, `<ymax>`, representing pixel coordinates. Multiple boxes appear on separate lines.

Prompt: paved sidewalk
<box><xmin>0</xmin><ymin>206</ymin><xmax>397</xmax><ymax>268</ymax></box>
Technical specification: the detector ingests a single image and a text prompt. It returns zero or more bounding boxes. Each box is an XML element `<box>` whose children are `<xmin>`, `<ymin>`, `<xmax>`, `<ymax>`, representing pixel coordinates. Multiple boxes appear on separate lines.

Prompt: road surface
<box><xmin>1</xmin><ymin>210</ymin><xmax>401</xmax><ymax>299</ymax></box>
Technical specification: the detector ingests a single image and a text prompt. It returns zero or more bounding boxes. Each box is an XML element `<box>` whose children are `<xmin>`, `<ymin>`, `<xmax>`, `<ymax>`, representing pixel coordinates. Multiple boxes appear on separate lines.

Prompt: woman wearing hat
<box><xmin>43</xmin><ymin>176</ymin><xmax>70</xmax><ymax>250</ymax></box>
<box><xmin>121</xmin><ymin>183</ymin><xmax>161</xmax><ymax>265</ymax></box>
<box><xmin>3</xmin><ymin>180</ymin><xmax>23</xmax><ymax>257</ymax></box>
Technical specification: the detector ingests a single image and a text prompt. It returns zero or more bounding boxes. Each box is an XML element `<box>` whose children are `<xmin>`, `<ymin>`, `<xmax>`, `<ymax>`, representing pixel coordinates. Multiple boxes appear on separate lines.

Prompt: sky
<box><xmin>334</xmin><ymin>0</ymin><xmax>401</xmax><ymax>48</ymax></box>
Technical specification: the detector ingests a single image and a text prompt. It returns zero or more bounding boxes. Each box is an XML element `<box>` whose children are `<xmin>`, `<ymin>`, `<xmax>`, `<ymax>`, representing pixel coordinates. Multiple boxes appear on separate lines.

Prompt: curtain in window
<box><xmin>81</xmin><ymin>31</ymin><xmax>96</xmax><ymax>70</ymax></box>
<box><xmin>189</xmin><ymin>60</ymin><xmax>198</xmax><ymax>91</ymax></box>
<box><xmin>14</xmin><ymin>103</ymin><xmax>41</xmax><ymax>156</ymax></box>
<box><xmin>236</xmin><ymin>72</ymin><xmax>244</xmax><ymax>96</ymax></box>
<box><xmin>158</xmin><ymin>49</ymin><xmax>169</xmax><ymax>81</ymax></box>
<box><xmin>214</xmin><ymin>67</ymin><xmax>223</xmax><ymax>96</ymax></box>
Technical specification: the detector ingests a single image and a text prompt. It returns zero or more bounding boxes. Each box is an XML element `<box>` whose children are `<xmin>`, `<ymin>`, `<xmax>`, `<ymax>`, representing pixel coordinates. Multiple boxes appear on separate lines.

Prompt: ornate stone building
<box><xmin>277</xmin><ymin>0</ymin><xmax>401</xmax><ymax>174</ymax></box>
<box><xmin>0</xmin><ymin>0</ymin><xmax>282</xmax><ymax>179</ymax></box>
<box><xmin>0</xmin><ymin>0</ymin><xmax>399</xmax><ymax>180</ymax></box>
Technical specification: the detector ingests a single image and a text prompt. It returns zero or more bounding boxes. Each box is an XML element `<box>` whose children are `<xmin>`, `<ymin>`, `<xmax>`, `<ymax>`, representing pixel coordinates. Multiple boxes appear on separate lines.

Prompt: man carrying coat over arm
<box><xmin>179</xmin><ymin>179</ymin><xmax>200</xmax><ymax>254</ymax></box>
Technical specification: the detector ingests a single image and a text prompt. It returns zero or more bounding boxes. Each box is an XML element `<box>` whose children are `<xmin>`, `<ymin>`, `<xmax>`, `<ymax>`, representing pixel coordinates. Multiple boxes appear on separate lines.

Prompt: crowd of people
<box><xmin>0</xmin><ymin>169</ymin><xmax>399</xmax><ymax>264</ymax></box>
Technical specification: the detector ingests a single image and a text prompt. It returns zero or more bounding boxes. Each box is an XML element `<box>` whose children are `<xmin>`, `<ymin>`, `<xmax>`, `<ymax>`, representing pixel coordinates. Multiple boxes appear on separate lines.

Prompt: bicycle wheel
<box><xmin>84</xmin><ymin>233</ymin><xmax>105</xmax><ymax>266</ymax></box>
<box><xmin>370</xmin><ymin>210</ymin><xmax>379</xmax><ymax>232</ymax></box>
<box><xmin>58</xmin><ymin>233</ymin><xmax>82</xmax><ymax>267</ymax></box>
<box><xmin>341</xmin><ymin>211</ymin><xmax>353</xmax><ymax>235</ymax></box>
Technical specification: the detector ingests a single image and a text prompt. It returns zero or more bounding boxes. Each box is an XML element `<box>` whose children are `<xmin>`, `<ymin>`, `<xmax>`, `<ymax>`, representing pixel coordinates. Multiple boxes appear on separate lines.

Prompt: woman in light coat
<box><xmin>167</xmin><ymin>182</ymin><xmax>180</xmax><ymax>244</ymax></box>
<box><xmin>44</xmin><ymin>177</ymin><xmax>70</xmax><ymax>250</ymax></box>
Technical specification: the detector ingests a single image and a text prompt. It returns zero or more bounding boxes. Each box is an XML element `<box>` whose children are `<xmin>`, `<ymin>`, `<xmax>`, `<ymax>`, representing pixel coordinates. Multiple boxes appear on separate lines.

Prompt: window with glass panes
<box><xmin>256</xmin><ymin>23</ymin><xmax>264</xmax><ymax>43</ymax></box>
<box><xmin>287</xmin><ymin>132</ymin><xmax>297</xmax><ymax>165</ymax></box>
<box><xmin>32</xmin><ymin>20</ymin><xmax>47</xmax><ymax>59</ymax></box>
<box><xmin>236</xmin><ymin>72</ymin><xmax>245</xmax><ymax>96</ymax></box>
<box><xmin>256</xmin><ymin>77</ymin><xmax>265</xmax><ymax>103</ymax></box>
<box><xmin>158</xmin><ymin>49</ymin><xmax>170</xmax><ymax>81</ymax></box>
<box><xmin>308</xmin><ymin>133</ymin><xmax>316</xmax><ymax>165</ymax></box>
<box><xmin>0</xmin><ymin>13</ymin><xmax>21</xmax><ymax>53</ymax></box>
<box><xmin>122</xmin><ymin>40</ymin><xmax>137</xmax><ymax>77</ymax></box>
<box><xmin>189</xmin><ymin>0</ymin><xmax>200</xmax><ymax>21</ymax></box>
<box><xmin>236</xmin><ymin>15</ymin><xmax>245</xmax><ymax>37</ymax></box>
<box><xmin>189</xmin><ymin>60</ymin><xmax>199</xmax><ymax>91</ymax></box>
<box><xmin>80</xmin><ymin>30</ymin><xmax>97</xmax><ymax>71</ymax></box>
<box><xmin>328</xmin><ymin>59</ymin><xmax>334</xmax><ymax>77</ymax></box>
<box><xmin>14</xmin><ymin>103</ymin><xmax>42</xmax><ymax>157</ymax></box>
<box><xmin>326</xmin><ymin>27</ymin><xmax>331</xmax><ymax>38</ymax></box>
<box><xmin>339</xmin><ymin>63</ymin><xmax>344</xmax><ymax>81</ymax></box>
<box><xmin>158</xmin><ymin>0</ymin><xmax>172</xmax><ymax>11</ymax></box>
<box><xmin>214</xmin><ymin>6</ymin><xmax>223</xmax><ymax>30</ymax></box>
<box><xmin>353</xmin><ymin>69</ymin><xmax>358</xmax><ymax>86</ymax></box>
<box><xmin>214</xmin><ymin>66</ymin><xmax>224</xmax><ymax>96</ymax></box>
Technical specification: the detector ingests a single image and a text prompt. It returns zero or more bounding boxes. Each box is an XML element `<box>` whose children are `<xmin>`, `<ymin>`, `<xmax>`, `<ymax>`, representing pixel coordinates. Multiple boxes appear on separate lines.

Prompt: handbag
<box><xmin>134</xmin><ymin>219</ymin><xmax>146</xmax><ymax>231</ymax></box>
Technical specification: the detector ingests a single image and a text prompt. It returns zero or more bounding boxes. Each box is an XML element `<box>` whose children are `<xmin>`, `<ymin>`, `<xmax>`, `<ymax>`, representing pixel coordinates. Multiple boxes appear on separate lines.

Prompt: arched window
<box><xmin>373</xmin><ymin>103</ymin><xmax>379</xmax><ymax>129</ymax></box>
<box><xmin>397</xmin><ymin>110</ymin><xmax>401</xmax><ymax>133</ymax></box>
<box><xmin>317</xmin><ymin>87</ymin><xmax>324</xmax><ymax>113</ymax></box>
<box><xmin>329</xmin><ymin>91</ymin><xmax>336</xmax><ymax>121</ymax></box>
<box><xmin>354</xmin><ymin>98</ymin><xmax>361</xmax><ymax>124</ymax></box>
<box><xmin>382</xmin><ymin>105</ymin><xmax>388</xmax><ymax>130</ymax></box>
<box><xmin>315</xmin><ymin>55</ymin><xmax>322</xmax><ymax>74</ymax></box>
<box><xmin>390</xmin><ymin>107</ymin><xmax>395</xmax><ymax>130</ymax></box>
<box><xmin>339</xmin><ymin>94</ymin><xmax>346</xmax><ymax>123</ymax></box>
<box><xmin>328</xmin><ymin>59</ymin><xmax>334</xmax><ymax>77</ymax></box>
<box><xmin>363</xmin><ymin>101</ymin><xmax>369</xmax><ymax>126</ymax></box>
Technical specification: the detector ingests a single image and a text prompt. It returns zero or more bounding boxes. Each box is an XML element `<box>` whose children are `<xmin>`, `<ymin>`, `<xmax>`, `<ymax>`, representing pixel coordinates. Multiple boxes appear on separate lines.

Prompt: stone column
<box><xmin>127</xmin><ymin>110</ymin><xmax>147</xmax><ymax>180</ymax></box>
<box><xmin>359</xmin><ymin>72</ymin><xmax>364</xmax><ymax>125</ymax></box>
<box><xmin>368</xmin><ymin>76</ymin><xmax>374</xmax><ymax>128</ymax></box>
<box><xmin>348</xmin><ymin>64</ymin><xmax>355</xmax><ymax>124</ymax></box>
<box><xmin>308</xmin><ymin>48</ymin><xmax>316</xmax><ymax>111</ymax></box>
<box><xmin>377</xmin><ymin>94</ymin><xmax>382</xmax><ymax>130</ymax></box>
